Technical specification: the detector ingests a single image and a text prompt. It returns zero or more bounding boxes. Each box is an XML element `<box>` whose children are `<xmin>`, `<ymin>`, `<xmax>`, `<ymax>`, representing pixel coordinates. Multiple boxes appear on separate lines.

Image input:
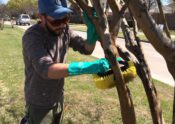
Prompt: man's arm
<box><xmin>69</xmin><ymin>29</ymin><xmax>96</xmax><ymax>55</ymax></box>
<box><xmin>48</xmin><ymin>58</ymin><xmax>112</xmax><ymax>79</ymax></box>
<box><xmin>84</xmin><ymin>42</ymin><xmax>96</xmax><ymax>54</ymax></box>
<box><xmin>48</xmin><ymin>63</ymin><xmax>69</xmax><ymax>79</ymax></box>
<box><xmin>69</xmin><ymin>11</ymin><xmax>99</xmax><ymax>54</ymax></box>
<box><xmin>23</xmin><ymin>33</ymin><xmax>70</xmax><ymax>80</ymax></box>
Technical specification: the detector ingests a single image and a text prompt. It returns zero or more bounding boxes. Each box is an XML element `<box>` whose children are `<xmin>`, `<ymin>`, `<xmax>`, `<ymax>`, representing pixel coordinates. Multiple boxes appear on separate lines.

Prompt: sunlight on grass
<box><xmin>0</xmin><ymin>26</ymin><xmax>25</xmax><ymax>124</ymax></box>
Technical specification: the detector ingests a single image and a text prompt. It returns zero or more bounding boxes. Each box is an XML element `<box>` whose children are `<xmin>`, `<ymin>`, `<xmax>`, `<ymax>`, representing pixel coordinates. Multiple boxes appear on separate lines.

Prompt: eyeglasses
<box><xmin>46</xmin><ymin>15</ymin><xmax>70</xmax><ymax>27</ymax></box>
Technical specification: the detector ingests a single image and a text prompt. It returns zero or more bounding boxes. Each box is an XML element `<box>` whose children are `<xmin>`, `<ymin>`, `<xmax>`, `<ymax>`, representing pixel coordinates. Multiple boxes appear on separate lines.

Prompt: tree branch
<box><xmin>75</xmin><ymin>1</ymin><xmax>136</xmax><ymax>123</ymax></box>
<box><xmin>121</xmin><ymin>18</ymin><xmax>164</xmax><ymax>124</ymax></box>
<box><xmin>156</xmin><ymin>0</ymin><xmax>171</xmax><ymax>39</ymax></box>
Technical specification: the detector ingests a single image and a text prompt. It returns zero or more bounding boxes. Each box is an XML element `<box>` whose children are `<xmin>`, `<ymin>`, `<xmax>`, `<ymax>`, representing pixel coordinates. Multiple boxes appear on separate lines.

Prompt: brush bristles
<box><xmin>93</xmin><ymin>61</ymin><xmax>137</xmax><ymax>90</ymax></box>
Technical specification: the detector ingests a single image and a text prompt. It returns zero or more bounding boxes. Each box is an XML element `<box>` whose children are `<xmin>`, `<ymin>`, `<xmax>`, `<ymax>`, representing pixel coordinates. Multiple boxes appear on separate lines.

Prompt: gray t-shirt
<box><xmin>22</xmin><ymin>23</ymin><xmax>89</xmax><ymax>108</ymax></box>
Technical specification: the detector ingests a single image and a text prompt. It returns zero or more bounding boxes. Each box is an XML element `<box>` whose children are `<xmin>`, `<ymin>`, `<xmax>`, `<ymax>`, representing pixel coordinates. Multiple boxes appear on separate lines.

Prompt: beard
<box><xmin>45</xmin><ymin>22</ymin><xmax>65</xmax><ymax>36</ymax></box>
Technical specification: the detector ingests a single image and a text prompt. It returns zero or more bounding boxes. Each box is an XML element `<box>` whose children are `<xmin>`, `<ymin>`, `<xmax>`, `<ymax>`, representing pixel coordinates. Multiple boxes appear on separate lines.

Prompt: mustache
<box><xmin>54</xmin><ymin>25</ymin><xmax>66</xmax><ymax>31</ymax></box>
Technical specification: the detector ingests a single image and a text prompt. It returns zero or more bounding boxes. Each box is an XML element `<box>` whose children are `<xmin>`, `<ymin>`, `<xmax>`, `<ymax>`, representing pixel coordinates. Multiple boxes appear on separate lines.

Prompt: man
<box><xmin>21</xmin><ymin>0</ymin><xmax>110</xmax><ymax>123</ymax></box>
<box><xmin>21</xmin><ymin>0</ymin><xmax>130</xmax><ymax>124</ymax></box>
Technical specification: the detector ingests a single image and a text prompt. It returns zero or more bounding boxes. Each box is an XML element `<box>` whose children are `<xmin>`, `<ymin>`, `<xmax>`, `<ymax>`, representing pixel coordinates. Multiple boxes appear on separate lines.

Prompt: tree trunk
<box><xmin>75</xmin><ymin>0</ymin><xmax>136</xmax><ymax>123</ymax></box>
<box><xmin>123</xmin><ymin>0</ymin><xmax>175</xmax><ymax>123</ymax></box>
<box><xmin>121</xmin><ymin>18</ymin><xmax>164</xmax><ymax>124</ymax></box>
<box><xmin>123</xmin><ymin>0</ymin><xmax>175</xmax><ymax>79</ymax></box>
<box><xmin>73</xmin><ymin>0</ymin><xmax>175</xmax><ymax>123</ymax></box>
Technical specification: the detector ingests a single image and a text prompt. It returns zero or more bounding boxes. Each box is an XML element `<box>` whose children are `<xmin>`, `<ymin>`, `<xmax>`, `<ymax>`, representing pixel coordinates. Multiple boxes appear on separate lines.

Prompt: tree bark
<box><xmin>156</xmin><ymin>0</ymin><xmax>171</xmax><ymax>38</ymax></box>
<box><xmin>123</xmin><ymin>0</ymin><xmax>175</xmax><ymax>79</ymax></box>
<box><xmin>75</xmin><ymin>0</ymin><xmax>136</xmax><ymax>123</ymax></box>
<box><xmin>121</xmin><ymin>18</ymin><xmax>164</xmax><ymax>124</ymax></box>
<box><xmin>122</xmin><ymin>0</ymin><xmax>175</xmax><ymax>123</ymax></box>
<box><xmin>73</xmin><ymin>0</ymin><xmax>175</xmax><ymax>123</ymax></box>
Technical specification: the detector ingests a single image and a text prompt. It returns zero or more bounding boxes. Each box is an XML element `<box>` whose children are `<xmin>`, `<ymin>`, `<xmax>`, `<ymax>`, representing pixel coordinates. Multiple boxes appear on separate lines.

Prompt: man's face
<box><xmin>44</xmin><ymin>15</ymin><xmax>70</xmax><ymax>35</ymax></box>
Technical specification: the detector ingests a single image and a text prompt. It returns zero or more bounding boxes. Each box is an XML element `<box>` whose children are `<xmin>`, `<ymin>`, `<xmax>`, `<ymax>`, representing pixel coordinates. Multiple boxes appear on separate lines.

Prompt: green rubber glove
<box><xmin>68</xmin><ymin>58</ymin><xmax>110</xmax><ymax>76</ymax></box>
<box><xmin>68</xmin><ymin>57</ymin><xmax>123</xmax><ymax>76</ymax></box>
<box><xmin>83</xmin><ymin>11</ymin><xmax>99</xmax><ymax>44</ymax></box>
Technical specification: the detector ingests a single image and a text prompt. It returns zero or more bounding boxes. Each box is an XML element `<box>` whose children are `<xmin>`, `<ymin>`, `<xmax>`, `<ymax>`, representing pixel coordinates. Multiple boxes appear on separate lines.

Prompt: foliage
<box><xmin>0</xmin><ymin>4</ymin><xmax>8</xmax><ymax>16</ymax></box>
<box><xmin>7</xmin><ymin>0</ymin><xmax>37</xmax><ymax>17</ymax></box>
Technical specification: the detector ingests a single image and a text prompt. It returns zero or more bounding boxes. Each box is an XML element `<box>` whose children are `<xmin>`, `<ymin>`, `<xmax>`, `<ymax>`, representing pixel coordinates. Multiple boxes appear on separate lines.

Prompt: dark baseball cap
<box><xmin>38</xmin><ymin>0</ymin><xmax>73</xmax><ymax>20</ymax></box>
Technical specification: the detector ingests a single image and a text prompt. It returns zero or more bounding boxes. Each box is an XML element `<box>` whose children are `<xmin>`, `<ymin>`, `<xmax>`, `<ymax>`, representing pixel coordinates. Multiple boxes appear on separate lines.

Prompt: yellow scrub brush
<box><xmin>93</xmin><ymin>61</ymin><xmax>137</xmax><ymax>90</ymax></box>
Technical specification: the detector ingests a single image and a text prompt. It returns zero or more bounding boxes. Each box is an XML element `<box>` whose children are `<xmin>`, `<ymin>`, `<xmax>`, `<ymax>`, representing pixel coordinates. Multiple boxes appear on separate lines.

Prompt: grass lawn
<box><xmin>0</xmin><ymin>25</ymin><xmax>174</xmax><ymax>124</ymax></box>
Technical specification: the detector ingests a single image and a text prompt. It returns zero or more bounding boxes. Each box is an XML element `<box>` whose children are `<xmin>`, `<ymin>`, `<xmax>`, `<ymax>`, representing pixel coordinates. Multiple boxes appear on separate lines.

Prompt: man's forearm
<box><xmin>48</xmin><ymin>63</ymin><xmax>69</xmax><ymax>79</ymax></box>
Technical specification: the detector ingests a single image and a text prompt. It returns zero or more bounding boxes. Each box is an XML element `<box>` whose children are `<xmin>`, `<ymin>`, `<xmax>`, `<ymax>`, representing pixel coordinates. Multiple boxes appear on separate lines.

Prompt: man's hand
<box><xmin>68</xmin><ymin>58</ymin><xmax>110</xmax><ymax>76</ymax></box>
<box><xmin>95</xmin><ymin>58</ymin><xmax>137</xmax><ymax>84</ymax></box>
<box><xmin>68</xmin><ymin>57</ymin><xmax>125</xmax><ymax>76</ymax></box>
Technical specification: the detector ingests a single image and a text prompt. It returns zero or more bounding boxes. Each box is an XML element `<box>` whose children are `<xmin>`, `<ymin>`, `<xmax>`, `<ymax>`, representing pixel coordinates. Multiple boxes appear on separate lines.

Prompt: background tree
<box><xmin>0</xmin><ymin>2</ymin><xmax>9</xmax><ymax>16</ymax></box>
<box><xmin>7</xmin><ymin>0</ymin><xmax>37</xmax><ymax>18</ymax></box>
